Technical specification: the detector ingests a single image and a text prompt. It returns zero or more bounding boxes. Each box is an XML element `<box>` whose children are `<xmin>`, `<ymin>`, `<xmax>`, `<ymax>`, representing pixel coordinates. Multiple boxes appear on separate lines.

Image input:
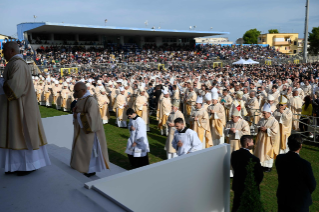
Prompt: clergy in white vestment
<box><xmin>71</xmin><ymin>82</ymin><xmax>110</xmax><ymax>177</ymax></box>
<box><xmin>208</xmin><ymin>92</ymin><xmax>226</xmax><ymax>146</ymax></box>
<box><xmin>113</xmin><ymin>87</ymin><xmax>128</xmax><ymax>127</ymax></box>
<box><xmin>0</xmin><ymin>42</ymin><xmax>51</xmax><ymax>175</ymax></box>
<box><xmin>288</xmin><ymin>90</ymin><xmax>303</xmax><ymax>131</ymax></box>
<box><xmin>158</xmin><ymin>89</ymin><xmax>172</xmax><ymax>135</ymax></box>
<box><xmin>254</xmin><ymin>103</ymin><xmax>280</xmax><ymax>172</ymax></box>
<box><xmin>125</xmin><ymin>108</ymin><xmax>150</xmax><ymax>168</ymax></box>
<box><xmin>273</xmin><ymin>95</ymin><xmax>292</xmax><ymax>154</ymax></box>
<box><xmin>165</xmin><ymin>100</ymin><xmax>185</xmax><ymax>159</ymax></box>
<box><xmin>172</xmin><ymin>118</ymin><xmax>202</xmax><ymax>156</ymax></box>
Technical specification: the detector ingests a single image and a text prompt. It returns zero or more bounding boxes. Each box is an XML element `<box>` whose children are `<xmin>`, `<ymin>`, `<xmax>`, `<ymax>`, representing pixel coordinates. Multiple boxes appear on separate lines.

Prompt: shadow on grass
<box><xmin>108</xmin><ymin>148</ymin><xmax>132</xmax><ymax>170</ymax></box>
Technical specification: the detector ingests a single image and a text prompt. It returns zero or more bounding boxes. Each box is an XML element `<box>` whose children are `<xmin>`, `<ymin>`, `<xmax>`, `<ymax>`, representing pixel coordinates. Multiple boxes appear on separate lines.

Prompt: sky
<box><xmin>0</xmin><ymin>0</ymin><xmax>318</xmax><ymax>42</ymax></box>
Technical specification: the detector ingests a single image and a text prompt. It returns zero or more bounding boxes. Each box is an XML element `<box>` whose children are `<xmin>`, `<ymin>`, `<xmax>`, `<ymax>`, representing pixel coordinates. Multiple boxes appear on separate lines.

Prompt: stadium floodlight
<box><xmin>189</xmin><ymin>26</ymin><xmax>192</xmax><ymax>30</ymax></box>
<box><xmin>158</xmin><ymin>26</ymin><xmax>161</xmax><ymax>29</ymax></box>
<box><xmin>144</xmin><ymin>20</ymin><xmax>148</xmax><ymax>27</ymax></box>
<box><xmin>104</xmin><ymin>19</ymin><xmax>108</xmax><ymax>26</ymax></box>
<box><xmin>34</xmin><ymin>15</ymin><xmax>37</xmax><ymax>22</ymax></box>
<box><xmin>210</xmin><ymin>27</ymin><xmax>213</xmax><ymax>30</ymax></box>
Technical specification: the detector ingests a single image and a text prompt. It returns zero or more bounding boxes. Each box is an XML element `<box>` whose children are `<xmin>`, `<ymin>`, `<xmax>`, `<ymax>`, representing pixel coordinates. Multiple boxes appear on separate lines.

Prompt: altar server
<box><xmin>0</xmin><ymin>42</ymin><xmax>51</xmax><ymax>175</ymax></box>
<box><xmin>254</xmin><ymin>103</ymin><xmax>280</xmax><ymax>172</ymax></box>
<box><xmin>172</xmin><ymin>118</ymin><xmax>202</xmax><ymax>156</ymax></box>
<box><xmin>125</xmin><ymin>108</ymin><xmax>150</xmax><ymax>168</ymax></box>
<box><xmin>71</xmin><ymin>82</ymin><xmax>110</xmax><ymax>177</ymax></box>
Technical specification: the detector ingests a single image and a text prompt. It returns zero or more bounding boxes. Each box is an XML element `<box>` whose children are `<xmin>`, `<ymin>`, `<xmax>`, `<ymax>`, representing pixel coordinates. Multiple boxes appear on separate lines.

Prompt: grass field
<box><xmin>39</xmin><ymin>105</ymin><xmax>319</xmax><ymax>211</ymax></box>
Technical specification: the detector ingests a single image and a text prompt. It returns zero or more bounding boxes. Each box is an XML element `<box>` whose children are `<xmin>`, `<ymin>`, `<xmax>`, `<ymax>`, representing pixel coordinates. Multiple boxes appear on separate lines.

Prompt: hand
<box><xmin>259</xmin><ymin>127</ymin><xmax>267</xmax><ymax>132</ymax></box>
<box><xmin>210</xmin><ymin>110</ymin><xmax>215</xmax><ymax>113</ymax></box>
<box><xmin>177</xmin><ymin>140</ymin><xmax>183</xmax><ymax>147</ymax></box>
<box><xmin>279</xmin><ymin>109</ymin><xmax>284</xmax><ymax>114</ymax></box>
<box><xmin>131</xmin><ymin>126</ymin><xmax>136</xmax><ymax>131</ymax></box>
<box><xmin>230</xmin><ymin>128</ymin><xmax>236</xmax><ymax>133</ymax></box>
<box><xmin>169</xmin><ymin>123</ymin><xmax>174</xmax><ymax>127</ymax></box>
<box><xmin>143</xmin><ymin>103</ymin><xmax>147</xmax><ymax>106</ymax></box>
<box><xmin>194</xmin><ymin>117</ymin><xmax>198</xmax><ymax>121</ymax></box>
<box><xmin>132</xmin><ymin>142</ymin><xmax>137</xmax><ymax>147</ymax></box>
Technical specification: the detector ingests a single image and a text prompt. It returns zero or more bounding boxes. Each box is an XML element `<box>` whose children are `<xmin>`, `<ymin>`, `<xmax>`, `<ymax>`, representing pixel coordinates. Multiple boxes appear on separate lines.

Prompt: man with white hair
<box><xmin>273</xmin><ymin>95</ymin><xmax>292</xmax><ymax>154</ymax></box>
<box><xmin>0</xmin><ymin>42</ymin><xmax>51</xmax><ymax>175</ymax></box>
<box><xmin>190</xmin><ymin>96</ymin><xmax>213</xmax><ymax>149</ymax></box>
<box><xmin>158</xmin><ymin>89</ymin><xmax>172</xmax><ymax>135</ymax></box>
<box><xmin>288</xmin><ymin>89</ymin><xmax>303</xmax><ymax>131</ymax></box>
<box><xmin>97</xmin><ymin>87</ymin><xmax>110</xmax><ymax>124</ymax></box>
<box><xmin>266</xmin><ymin>95</ymin><xmax>277</xmax><ymax>113</ymax></box>
<box><xmin>113</xmin><ymin>87</ymin><xmax>127</xmax><ymax>127</ymax></box>
<box><xmin>254</xmin><ymin>103</ymin><xmax>280</xmax><ymax>172</ymax></box>
<box><xmin>165</xmin><ymin>100</ymin><xmax>185</xmax><ymax>159</ymax></box>
<box><xmin>134</xmin><ymin>88</ymin><xmax>150</xmax><ymax>131</ymax></box>
<box><xmin>208</xmin><ymin>91</ymin><xmax>226</xmax><ymax>145</ymax></box>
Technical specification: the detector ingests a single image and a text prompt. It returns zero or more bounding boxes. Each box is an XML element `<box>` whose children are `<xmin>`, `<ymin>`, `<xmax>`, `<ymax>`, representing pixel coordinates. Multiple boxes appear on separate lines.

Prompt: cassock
<box><xmin>71</xmin><ymin>91</ymin><xmax>110</xmax><ymax>174</ymax></box>
<box><xmin>113</xmin><ymin>93</ymin><xmax>127</xmax><ymax>127</ymax></box>
<box><xmin>125</xmin><ymin>115</ymin><xmax>150</xmax><ymax>168</ymax></box>
<box><xmin>207</xmin><ymin>103</ymin><xmax>226</xmax><ymax>146</ymax></box>
<box><xmin>273</xmin><ymin>108</ymin><xmax>292</xmax><ymax>154</ymax></box>
<box><xmin>289</xmin><ymin>96</ymin><xmax>303</xmax><ymax>131</ymax></box>
<box><xmin>254</xmin><ymin>116</ymin><xmax>280</xmax><ymax>168</ymax></box>
<box><xmin>0</xmin><ymin>55</ymin><xmax>51</xmax><ymax>173</ymax></box>
<box><xmin>190</xmin><ymin>107</ymin><xmax>213</xmax><ymax>149</ymax></box>
<box><xmin>172</xmin><ymin>127</ymin><xmax>202</xmax><ymax>156</ymax></box>
<box><xmin>165</xmin><ymin>110</ymin><xmax>185</xmax><ymax>159</ymax></box>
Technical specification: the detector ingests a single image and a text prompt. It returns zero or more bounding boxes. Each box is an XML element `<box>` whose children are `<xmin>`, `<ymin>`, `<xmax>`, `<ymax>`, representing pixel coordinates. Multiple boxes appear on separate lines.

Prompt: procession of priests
<box><xmin>2</xmin><ymin>41</ymin><xmax>318</xmax><ymax>176</ymax></box>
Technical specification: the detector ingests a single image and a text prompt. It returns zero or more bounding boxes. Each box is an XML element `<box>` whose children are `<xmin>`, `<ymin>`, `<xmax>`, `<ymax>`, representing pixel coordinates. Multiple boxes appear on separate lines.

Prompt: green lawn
<box><xmin>39</xmin><ymin>105</ymin><xmax>319</xmax><ymax>211</ymax></box>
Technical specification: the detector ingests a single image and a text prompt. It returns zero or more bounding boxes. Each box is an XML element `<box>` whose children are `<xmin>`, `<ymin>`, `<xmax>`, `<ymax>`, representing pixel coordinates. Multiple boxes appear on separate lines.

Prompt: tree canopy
<box><xmin>243</xmin><ymin>29</ymin><xmax>261</xmax><ymax>44</ymax></box>
<box><xmin>268</xmin><ymin>29</ymin><xmax>279</xmax><ymax>34</ymax></box>
<box><xmin>308</xmin><ymin>26</ymin><xmax>319</xmax><ymax>55</ymax></box>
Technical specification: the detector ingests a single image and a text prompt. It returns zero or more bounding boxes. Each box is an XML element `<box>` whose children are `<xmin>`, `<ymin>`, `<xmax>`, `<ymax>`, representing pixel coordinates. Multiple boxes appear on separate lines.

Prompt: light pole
<box><xmin>303</xmin><ymin>0</ymin><xmax>309</xmax><ymax>63</ymax></box>
<box><xmin>34</xmin><ymin>15</ymin><xmax>37</xmax><ymax>23</ymax></box>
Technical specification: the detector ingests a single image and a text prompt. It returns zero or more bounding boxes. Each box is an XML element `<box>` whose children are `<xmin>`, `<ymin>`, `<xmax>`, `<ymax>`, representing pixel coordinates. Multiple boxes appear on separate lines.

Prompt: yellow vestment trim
<box><xmin>136</xmin><ymin>110</ymin><xmax>143</xmax><ymax>117</ymax></box>
<box><xmin>118</xmin><ymin>108</ymin><xmax>124</xmax><ymax>121</ymax></box>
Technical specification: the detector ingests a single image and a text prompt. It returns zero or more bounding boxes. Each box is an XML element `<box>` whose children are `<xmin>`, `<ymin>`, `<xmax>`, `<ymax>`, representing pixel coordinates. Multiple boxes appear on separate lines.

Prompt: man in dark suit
<box><xmin>231</xmin><ymin>135</ymin><xmax>264</xmax><ymax>212</ymax></box>
<box><xmin>276</xmin><ymin>134</ymin><xmax>316</xmax><ymax>212</ymax></box>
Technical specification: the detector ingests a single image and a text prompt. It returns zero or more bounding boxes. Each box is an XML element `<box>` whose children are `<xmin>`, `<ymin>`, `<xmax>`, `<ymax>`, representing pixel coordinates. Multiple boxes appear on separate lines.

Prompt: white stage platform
<box><xmin>1</xmin><ymin>114</ymin><xmax>231</xmax><ymax>212</ymax></box>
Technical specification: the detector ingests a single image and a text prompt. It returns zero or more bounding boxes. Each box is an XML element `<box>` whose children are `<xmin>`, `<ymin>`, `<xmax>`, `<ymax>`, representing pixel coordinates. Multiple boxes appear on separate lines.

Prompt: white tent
<box><xmin>232</xmin><ymin>58</ymin><xmax>250</xmax><ymax>65</ymax></box>
<box><xmin>246</xmin><ymin>58</ymin><xmax>259</xmax><ymax>64</ymax></box>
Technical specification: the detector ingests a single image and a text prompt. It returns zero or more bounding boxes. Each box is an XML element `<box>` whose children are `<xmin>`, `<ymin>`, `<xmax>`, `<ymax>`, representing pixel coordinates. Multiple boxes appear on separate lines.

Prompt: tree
<box><xmin>237</xmin><ymin>159</ymin><xmax>265</xmax><ymax>212</ymax></box>
<box><xmin>268</xmin><ymin>29</ymin><xmax>279</xmax><ymax>34</ymax></box>
<box><xmin>243</xmin><ymin>29</ymin><xmax>261</xmax><ymax>44</ymax></box>
<box><xmin>308</xmin><ymin>26</ymin><xmax>319</xmax><ymax>55</ymax></box>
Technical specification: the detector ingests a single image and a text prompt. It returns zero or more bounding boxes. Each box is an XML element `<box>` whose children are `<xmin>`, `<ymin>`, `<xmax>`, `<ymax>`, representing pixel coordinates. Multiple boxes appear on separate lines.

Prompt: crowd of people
<box><xmin>1</xmin><ymin>41</ymin><xmax>317</xmax><ymax>211</ymax></box>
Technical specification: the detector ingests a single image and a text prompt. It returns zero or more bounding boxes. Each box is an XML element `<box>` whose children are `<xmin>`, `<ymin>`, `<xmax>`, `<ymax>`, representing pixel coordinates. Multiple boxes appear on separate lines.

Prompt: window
<box><xmin>54</xmin><ymin>34</ymin><xmax>75</xmax><ymax>41</ymax></box>
<box><xmin>145</xmin><ymin>37</ymin><xmax>155</xmax><ymax>42</ymax></box>
<box><xmin>262</xmin><ymin>39</ymin><xmax>265</xmax><ymax>42</ymax></box>
<box><xmin>79</xmin><ymin>34</ymin><xmax>99</xmax><ymax>41</ymax></box>
<box><xmin>32</xmin><ymin>33</ymin><xmax>50</xmax><ymax>40</ymax></box>
<box><xmin>294</xmin><ymin>50</ymin><xmax>297</xmax><ymax>54</ymax></box>
<box><xmin>162</xmin><ymin>37</ymin><xmax>176</xmax><ymax>43</ymax></box>
<box><xmin>294</xmin><ymin>41</ymin><xmax>297</xmax><ymax>45</ymax></box>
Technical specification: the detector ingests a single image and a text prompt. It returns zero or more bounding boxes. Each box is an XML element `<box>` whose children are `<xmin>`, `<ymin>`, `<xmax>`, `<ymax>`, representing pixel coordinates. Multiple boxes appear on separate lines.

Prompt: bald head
<box><xmin>74</xmin><ymin>82</ymin><xmax>87</xmax><ymax>98</ymax></box>
<box><xmin>3</xmin><ymin>42</ymin><xmax>20</xmax><ymax>62</ymax></box>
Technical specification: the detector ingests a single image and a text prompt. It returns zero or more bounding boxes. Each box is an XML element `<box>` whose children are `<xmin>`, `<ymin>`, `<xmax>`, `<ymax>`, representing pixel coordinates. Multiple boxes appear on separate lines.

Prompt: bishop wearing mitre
<box><xmin>208</xmin><ymin>91</ymin><xmax>226</xmax><ymax>146</ymax></box>
<box><xmin>158</xmin><ymin>90</ymin><xmax>172</xmax><ymax>135</ymax></box>
<box><xmin>190</xmin><ymin>96</ymin><xmax>213</xmax><ymax>149</ymax></box>
<box><xmin>0</xmin><ymin>42</ymin><xmax>51</xmax><ymax>175</ymax></box>
<box><xmin>254</xmin><ymin>103</ymin><xmax>280</xmax><ymax>172</ymax></box>
<box><xmin>71</xmin><ymin>82</ymin><xmax>110</xmax><ymax>177</ymax></box>
<box><xmin>273</xmin><ymin>95</ymin><xmax>292</xmax><ymax>154</ymax></box>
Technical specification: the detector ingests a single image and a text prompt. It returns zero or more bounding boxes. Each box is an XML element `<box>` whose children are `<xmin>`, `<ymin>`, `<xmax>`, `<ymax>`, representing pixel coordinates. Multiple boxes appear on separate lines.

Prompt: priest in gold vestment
<box><xmin>0</xmin><ymin>42</ymin><xmax>51</xmax><ymax>175</ymax></box>
<box><xmin>254</xmin><ymin>103</ymin><xmax>280</xmax><ymax>172</ymax></box>
<box><xmin>134</xmin><ymin>88</ymin><xmax>150</xmax><ymax>131</ymax></box>
<box><xmin>113</xmin><ymin>87</ymin><xmax>127</xmax><ymax>127</ymax></box>
<box><xmin>273</xmin><ymin>95</ymin><xmax>292</xmax><ymax>154</ymax></box>
<box><xmin>71</xmin><ymin>82</ymin><xmax>110</xmax><ymax>177</ymax></box>
<box><xmin>158</xmin><ymin>90</ymin><xmax>171</xmax><ymax>135</ymax></box>
<box><xmin>97</xmin><ymin>87</ymin><xmax>110</xmax><ymax>124</ymax></box>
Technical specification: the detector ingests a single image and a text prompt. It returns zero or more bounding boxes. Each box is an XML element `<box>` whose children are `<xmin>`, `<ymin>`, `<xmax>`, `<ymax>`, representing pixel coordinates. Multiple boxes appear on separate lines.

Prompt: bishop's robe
<box><xmin>0</xmin><ymin>56</ymin><xmax>51</xmax><ymax>172</ymax></box>
<box><xmin>254</xmin><ymin>116</ymin><xmax>280</xmax><ymax>168</ymax></box>
<box><xmin>207</xmin><ymin>103</ymin><xmax>226</xmax><ymax>145</ymax></box>
<box><xmin>273</xmin><ymin>108</ymin><xmax>292</xmax><ymax>154</ymax></box>
<box><xmin>71</xmin><ymin>94</ymin><xmax>110</xmax><ymax>173</ymax></box>
<box><xmin>134</xmin><ymin>94</ymin><xmax>150</xmax><ymax>131</ymax></box>
<box><xmin>288</xmin><ymin>96</ymin><xmax>303</xmax><ymax>131</ymax></box>
<box><xmin>113</xmin><ymin>94</ymin><xmax>127</xmax><ymax>127</ymax></box>
<box><xmin>190</xmin><ymin>107</ymin><xmax>213</xmax><ymax>149</ymax></box>
<box><xmin>165</xmin><ymin>110</ymin><xmax>185</xmax><ymax>159</ymax></box>
<box><xmin>97</xmin><ymin>94</ymin><xmax>110</xmax><ymax>124</ymax></box>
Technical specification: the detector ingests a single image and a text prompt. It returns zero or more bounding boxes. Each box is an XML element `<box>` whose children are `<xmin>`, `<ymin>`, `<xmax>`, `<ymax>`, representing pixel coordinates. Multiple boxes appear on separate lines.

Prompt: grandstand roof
<box><xmin>17</xmin><ymin>22</ymin><xmax>229</xmax><ymax>40</ymax></box>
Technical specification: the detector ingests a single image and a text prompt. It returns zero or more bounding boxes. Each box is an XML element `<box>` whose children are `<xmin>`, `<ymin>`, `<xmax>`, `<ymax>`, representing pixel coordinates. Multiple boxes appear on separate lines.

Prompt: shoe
<box><xmin>264</xmin><ymin>168</ymin><xmax>272</xmax><ymax>173</ymax></box>
<box><xmin>160</xmin><ymin>129</ymin><xmax>163</xmax><ymax>135</ymax></box>
<box><xmin>84</xmin><ymin>172</ymin><xmax>96</xmax><ymax>177</ymax></box>
<box><xmin>5</xmin><ymin>171</ymin><xmax>15</xmax><ymax>175</ymax></box>
<box><xmin>17</xmin><ymin>170</ymin><xmax>36</xmax><ymax>176</ymax></box>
